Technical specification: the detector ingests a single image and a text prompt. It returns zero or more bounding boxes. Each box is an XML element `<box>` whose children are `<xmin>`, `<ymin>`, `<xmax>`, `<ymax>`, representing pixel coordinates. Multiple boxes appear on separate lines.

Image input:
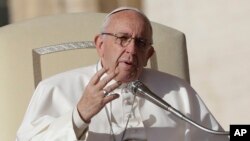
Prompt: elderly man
<box><xmin>16</xmin><ymin>7</ymin><xmax>229</xmax><ymax>141</ymax></box>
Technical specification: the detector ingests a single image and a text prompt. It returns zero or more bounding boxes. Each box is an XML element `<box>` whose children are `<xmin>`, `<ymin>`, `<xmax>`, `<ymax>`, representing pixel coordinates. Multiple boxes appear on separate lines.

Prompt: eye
<box><xmin>136</xmin><ymin>38</ymin><xmax>147</xmax><ymax>48</ymax></box>
<box><xmin>118</xmin><ymin>35</ymin><xmax>130</xmax><ymax>41</ymax></box>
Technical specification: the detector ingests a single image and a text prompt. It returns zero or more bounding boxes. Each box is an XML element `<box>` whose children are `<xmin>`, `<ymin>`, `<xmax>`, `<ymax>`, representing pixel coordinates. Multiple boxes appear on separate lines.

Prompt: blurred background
<box><xmin>1</xmin><ymin>0</ymin><xmax>249</xmax><ymax>138</ymax></box>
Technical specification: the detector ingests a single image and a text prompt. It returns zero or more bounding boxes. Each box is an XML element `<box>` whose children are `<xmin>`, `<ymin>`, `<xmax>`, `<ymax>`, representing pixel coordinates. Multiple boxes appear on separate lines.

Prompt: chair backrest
<box><xmin>0</xmin><ymin>12</ymin><xmax>189</xmax><ymax>141</ymax></box>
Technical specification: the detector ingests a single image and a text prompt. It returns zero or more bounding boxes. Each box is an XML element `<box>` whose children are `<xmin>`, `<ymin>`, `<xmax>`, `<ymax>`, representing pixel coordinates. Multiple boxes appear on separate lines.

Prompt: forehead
<box><xmin>105</xmin><ymin>11</ymin><xmax>151</xmax><ymax>36</ymax></box>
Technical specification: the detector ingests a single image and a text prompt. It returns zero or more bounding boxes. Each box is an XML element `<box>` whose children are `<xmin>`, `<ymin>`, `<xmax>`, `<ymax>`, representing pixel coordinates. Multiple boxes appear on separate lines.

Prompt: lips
<box><xmin>119</xmin><ymin>60</ymin><xmax>136</xmax><ymax>69</ymax></box>
<box><xmin>124</xmin><ymin>61</ymin><xmax>133</xmax><ymax>65</ymax></box>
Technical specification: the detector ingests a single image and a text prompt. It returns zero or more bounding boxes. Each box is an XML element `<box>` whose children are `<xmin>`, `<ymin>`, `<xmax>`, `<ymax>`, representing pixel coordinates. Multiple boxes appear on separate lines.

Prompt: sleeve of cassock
<box><xmin>16</xmin><ymin>81</ymin><xmax>88</xmax><ymax>141</ymax></box>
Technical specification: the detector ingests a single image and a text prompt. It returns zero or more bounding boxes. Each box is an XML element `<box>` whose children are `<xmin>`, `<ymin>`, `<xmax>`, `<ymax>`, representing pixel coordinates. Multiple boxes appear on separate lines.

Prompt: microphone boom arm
<box><xmin>128</xmin><ymin>80</ymin><xmax>229</xmax><ymax>135</ymax></box>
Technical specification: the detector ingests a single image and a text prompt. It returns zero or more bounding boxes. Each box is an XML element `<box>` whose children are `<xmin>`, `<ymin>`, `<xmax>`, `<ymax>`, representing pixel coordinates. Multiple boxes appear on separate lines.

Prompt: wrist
<box><xmin>77</xmin><ymin>104</ymin><xmax>91</xmax><ymax>123</ymax></box>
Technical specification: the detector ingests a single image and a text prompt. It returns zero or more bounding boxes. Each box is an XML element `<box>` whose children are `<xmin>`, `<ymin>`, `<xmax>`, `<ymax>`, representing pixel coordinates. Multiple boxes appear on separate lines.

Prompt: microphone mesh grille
<box><xmin>127</xmin><ymin>80</ymin><xmax>142</xmax><ymax>94</ymax></box>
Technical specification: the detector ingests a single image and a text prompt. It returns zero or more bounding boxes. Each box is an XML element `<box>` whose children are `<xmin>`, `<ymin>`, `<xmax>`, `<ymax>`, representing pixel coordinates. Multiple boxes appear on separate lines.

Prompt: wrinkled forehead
<box><xmin>105</xmin><ymin>7</ymin><xmax>151</xmax><ymax>28</ymax></box>
<box><xmin>101</xmin><ymin>7</ymin><xmax>153</xmax><ymax>39</ymax></box>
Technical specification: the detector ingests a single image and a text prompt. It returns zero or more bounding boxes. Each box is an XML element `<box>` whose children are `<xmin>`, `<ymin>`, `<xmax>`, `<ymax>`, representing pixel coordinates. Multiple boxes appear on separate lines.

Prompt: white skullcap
<box><xmin>106</xmin><ymin>7</ymin><xmax>145</xmax><ymax>18</ymax></box>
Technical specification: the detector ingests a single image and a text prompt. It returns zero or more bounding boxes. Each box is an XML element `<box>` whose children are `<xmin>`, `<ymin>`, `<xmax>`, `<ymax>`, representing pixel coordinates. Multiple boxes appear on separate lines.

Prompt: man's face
<box><xmin>95</xmin><ymin>11</ymin><xmax>154</xmax><ymax>83</ymax></box>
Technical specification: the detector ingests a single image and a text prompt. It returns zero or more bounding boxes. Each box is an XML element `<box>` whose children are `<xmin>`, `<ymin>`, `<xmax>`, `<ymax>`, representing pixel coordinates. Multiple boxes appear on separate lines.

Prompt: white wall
<box><xmin>143</xmin><ymin>0</ymin><xmax>250</xmax><ymax>130</ymax></box>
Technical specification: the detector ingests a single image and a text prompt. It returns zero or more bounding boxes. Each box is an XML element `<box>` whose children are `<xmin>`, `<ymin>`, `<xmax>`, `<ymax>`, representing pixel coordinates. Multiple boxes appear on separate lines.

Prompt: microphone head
<box><xmin>127</xmin><ymin>80</ymin><xmax>144</xmax><ymax>94</ymax></box>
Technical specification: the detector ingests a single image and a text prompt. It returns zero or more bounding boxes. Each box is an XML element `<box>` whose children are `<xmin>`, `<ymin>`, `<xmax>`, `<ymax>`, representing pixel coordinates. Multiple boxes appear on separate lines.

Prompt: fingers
<box><xmin>89</xmin><ymin>67</ymin><xmax>119</xmax><ymax>91</ymax></box>
<box><xmin>103</xmin><ymin>93</ymin><xmax>120</xmax><ymax>104</ymax></box>
<box><xmin>97</xmin><ymin>72</ymin><xmax>118</xmax><ymax>90</ymax></box>
<box><xmin>89</xmin><ymin>68</ymin><xmax>107</xmax><ymax>85</ymax></box>
<box><xmin>101</xmin><ymin>81</ymin><xmax>121</xmax><ymax>97</ymax></box>
<box><xmin>77</xmin><ymin>68</ymin><xmax>121</xmax><ymax>122</ymax></box>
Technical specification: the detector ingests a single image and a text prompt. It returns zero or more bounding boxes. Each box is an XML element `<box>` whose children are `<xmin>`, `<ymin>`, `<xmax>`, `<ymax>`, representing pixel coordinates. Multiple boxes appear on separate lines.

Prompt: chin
<box><xmin>115</xmin><ymin>72</ymin><xmax>139</xmax><ymax>83</ymax></box>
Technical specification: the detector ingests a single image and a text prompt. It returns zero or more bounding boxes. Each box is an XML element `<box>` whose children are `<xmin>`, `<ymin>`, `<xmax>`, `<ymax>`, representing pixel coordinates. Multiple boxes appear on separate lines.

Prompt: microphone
<box><xmin>127</xmin><ymin>80</ymin><xmax>229</xmax><ymax>135</ymax></box>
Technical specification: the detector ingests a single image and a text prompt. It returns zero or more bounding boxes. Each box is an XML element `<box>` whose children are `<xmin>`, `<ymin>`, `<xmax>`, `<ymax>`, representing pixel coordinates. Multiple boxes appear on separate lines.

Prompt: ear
<box><xmin>147</xmin><ymin>47</ymin><xmax>155</xmax><ymax>59</ymax></box>
<box><xmin>94</xmin><ymin>34</ymin><xmax>104</xmax><ymax>57</ymax></box>
<box><xmin>144</xmin><ymin>47</ymin><xmax>155</xmax><ymax>66</ymax></box>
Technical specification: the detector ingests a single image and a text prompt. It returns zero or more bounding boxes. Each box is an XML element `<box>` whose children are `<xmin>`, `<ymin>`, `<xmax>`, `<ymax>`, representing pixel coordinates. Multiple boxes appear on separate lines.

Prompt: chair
<box><xmin>0</xmin><ymin>12</ymin><xmax>189</xmax><ymax>141</ymax></box>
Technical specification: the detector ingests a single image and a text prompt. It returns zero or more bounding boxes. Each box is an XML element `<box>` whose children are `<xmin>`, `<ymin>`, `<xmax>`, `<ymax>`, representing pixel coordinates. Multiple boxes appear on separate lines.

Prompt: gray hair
<box><xmin>100</xmin><ymin>7</ymin><xmax>153</xmax><ymax>35</ymax></box>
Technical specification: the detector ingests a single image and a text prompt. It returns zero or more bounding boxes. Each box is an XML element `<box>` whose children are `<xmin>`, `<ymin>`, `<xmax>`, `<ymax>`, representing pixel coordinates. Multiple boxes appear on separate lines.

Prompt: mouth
<box><xmin>124</xmin><ymin>61</ymin><xmax>133</xmax><ymax>65</ymax></box>
<box><xmin>119</xmin><ymin>60</ymin><xmax>136</xmax><ymax>69</ymax></box>
<box><xmin>114</xmin><ymin>59</ymin><xmax>139</xmax><ymax>82</ymax></box>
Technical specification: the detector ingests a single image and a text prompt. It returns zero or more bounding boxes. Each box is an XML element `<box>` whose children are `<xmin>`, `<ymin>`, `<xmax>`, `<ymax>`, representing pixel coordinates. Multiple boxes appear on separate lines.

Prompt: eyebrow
<box><xmin>115</xmin><ymin>32</ymin><xmax>146</xmax><ymax>39</ymax></box>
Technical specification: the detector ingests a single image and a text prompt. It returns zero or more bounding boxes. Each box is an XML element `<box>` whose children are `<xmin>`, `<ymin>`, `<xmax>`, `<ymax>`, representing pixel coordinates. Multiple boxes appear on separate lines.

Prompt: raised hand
<box><xmin>77</xmin><ymin>68</ymin><xmax>121</xmax><ymax>123</ymax></box>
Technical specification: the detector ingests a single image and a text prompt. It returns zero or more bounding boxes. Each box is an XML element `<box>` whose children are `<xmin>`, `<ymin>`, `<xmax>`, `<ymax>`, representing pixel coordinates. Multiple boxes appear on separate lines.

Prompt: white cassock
<box><xmin>16</xmin><ymin>63</ymin><xmax>229</xmax><ymax>141</ymax></box>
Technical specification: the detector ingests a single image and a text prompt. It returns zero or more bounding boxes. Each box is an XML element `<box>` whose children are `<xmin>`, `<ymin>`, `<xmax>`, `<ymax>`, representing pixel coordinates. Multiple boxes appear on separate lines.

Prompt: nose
<box><xmin>125</xmin><ymin>39</ymin><xmax>136</xmax><ymax>55</ymax></box>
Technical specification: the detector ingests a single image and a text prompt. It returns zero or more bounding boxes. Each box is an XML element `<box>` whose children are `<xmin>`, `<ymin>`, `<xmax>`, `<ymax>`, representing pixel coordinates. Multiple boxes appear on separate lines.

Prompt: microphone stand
<box><xmin>128</xmin><ymin>80</ymin><xmax>229</xmax><ymax>135</ymax></box>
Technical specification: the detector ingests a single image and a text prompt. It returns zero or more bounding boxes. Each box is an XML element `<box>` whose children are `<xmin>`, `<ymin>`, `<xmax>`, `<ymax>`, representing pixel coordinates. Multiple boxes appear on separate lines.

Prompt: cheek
<box><xmin>139</xmin><ymin>52</ymin><xmax>150</xmax><ymax>66</ymax></box>
<box><xmin>102</xmin><ymin>48</ymin><xmax>123</xmax><ymax>67</ymax></box>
